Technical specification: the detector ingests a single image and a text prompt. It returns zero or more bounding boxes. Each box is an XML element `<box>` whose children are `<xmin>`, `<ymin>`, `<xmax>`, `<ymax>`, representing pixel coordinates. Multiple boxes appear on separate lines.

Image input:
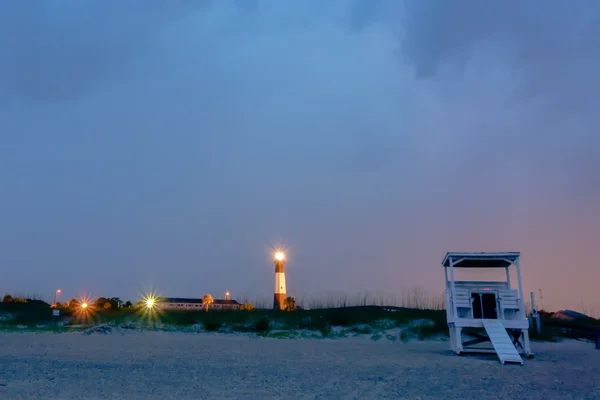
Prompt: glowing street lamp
<box><xmin>73</xmin><ymin>297</ymin><xmax>93</xmax><ymax>322</ymax></box>
<box><xmin>53</xmin><ymin>289</ymin><xmax>62</xmax><ymax>307</ymax></box>
<box><xmin>146</xmin><ymin>297</ymin><xmax>155</xmax><ymax>309</ymax></box>
<box><xmin>139</xmin><ymin>292</ymin><xmax>160</xmax><ymax>314</ymax></box>
<box><xmin>137</xmin><ymin>293</ymin><xmax>162</xmax><ymax>326</ymax></box>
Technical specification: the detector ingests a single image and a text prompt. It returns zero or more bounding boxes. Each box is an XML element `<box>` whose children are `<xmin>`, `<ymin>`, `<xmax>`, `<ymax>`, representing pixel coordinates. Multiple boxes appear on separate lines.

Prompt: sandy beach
<box><xmin>0</xmin><ymin>331</ymin><xmax>598</xmax><ymax>400</ymax></box>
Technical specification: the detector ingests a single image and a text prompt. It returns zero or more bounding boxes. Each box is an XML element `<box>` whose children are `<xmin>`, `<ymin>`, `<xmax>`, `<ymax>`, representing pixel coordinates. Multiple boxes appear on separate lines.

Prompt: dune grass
<box><xmin>6</xmin><ymin>298</ymin><xmax>591</xmax><ymax>343</ymax></box>
<box><xmin>0</xmin><ymin>302</ymin><xmax>448</xmax><ymax>339</ymax></box>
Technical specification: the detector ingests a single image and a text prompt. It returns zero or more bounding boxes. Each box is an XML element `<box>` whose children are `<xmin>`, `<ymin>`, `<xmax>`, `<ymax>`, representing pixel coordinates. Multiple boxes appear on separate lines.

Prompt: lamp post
<box><xmin>225</xmin><ymin>292</ymin><xmax>230</xmax><ymax>301</ymax></box>
<box><xmin>53</xmin><ymin>289</ymin><xmax>61</xmax><ymax>307</ymax></box>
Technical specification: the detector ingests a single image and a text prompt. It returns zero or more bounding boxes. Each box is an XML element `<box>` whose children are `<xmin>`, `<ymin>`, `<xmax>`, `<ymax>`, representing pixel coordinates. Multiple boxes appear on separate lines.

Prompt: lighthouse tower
<box><xmin>273</xmin><ymin>251</ymin><xmax>287</xmax><ymax>310</ymax></box>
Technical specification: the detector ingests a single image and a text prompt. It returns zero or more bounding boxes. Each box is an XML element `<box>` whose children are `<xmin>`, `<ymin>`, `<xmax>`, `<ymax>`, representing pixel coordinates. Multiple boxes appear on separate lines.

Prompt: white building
<box><xmin>156</xmin><ymin>297</ymin><xmax>240</xmax><ymax>311</ymax></box>
<box><xmin>443</xmin><ymin>252</ymin><xmax>533</xmax><ymax>364</ymax></box>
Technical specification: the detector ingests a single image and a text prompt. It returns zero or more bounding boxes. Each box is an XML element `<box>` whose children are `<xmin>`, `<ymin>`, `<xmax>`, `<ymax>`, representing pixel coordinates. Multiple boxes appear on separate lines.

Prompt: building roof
<box><xmin>555</xmin><ymin>310</ymin><xmax>594</xmax><ymax>320</ymax></box>
<box><xmin>158</xmin><ymin>297</ymin><xmax>203</xmax><ymax>304</ymax></box>
<box><xmin>213</xmin><ymin>299</ymin><xmax>240</xmax><ymax>305</ymax></box>
<box><xmin>442</xmin><ymin>252</ymin><xmax>520</xmax><ymax>268</ymax></box>
<box><xmin>157</xmin><ymin>297</ymin><xmax>240</xmax><ymax>305</ymax></box>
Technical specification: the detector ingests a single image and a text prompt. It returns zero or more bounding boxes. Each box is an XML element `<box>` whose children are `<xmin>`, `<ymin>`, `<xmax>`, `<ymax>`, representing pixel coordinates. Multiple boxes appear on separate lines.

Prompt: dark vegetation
<box><xmin>535</xmin><ymin>315</ymin><xmax>600</xmax><ymax>342</ymax></box>
<box><xmin>3</xmin><ymin>297</ymin><xmax>595</xmax><ymax>343</ymax></box>
<box><xmin>0</xmin><ymin>298</ymin><xmax>448</xmax><ymax>337</ymax></box>
<box><xmin>0</xmin><ymin>299</ymin><xmax>55</xmax><ymax>325</ymax></box>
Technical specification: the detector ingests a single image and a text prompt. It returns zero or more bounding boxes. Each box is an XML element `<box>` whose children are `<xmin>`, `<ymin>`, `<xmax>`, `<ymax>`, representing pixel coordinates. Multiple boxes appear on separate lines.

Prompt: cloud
<box><xmin>0</xmin><ymin>0</ymin><xmax>212</xmax><ymax>104</ymax></box>
<box><xmin>1</xmin><ymin>1</ymin><xmax>599</xmax><ymax>311</ymax></box>
<box><xmin>396</xmin><ymin>0</ymin><xmax>600</xmax><ymax>197</ymax></box>
<box><xmin>401</xmin><ymin>1</ymin><xmax>599</xmax><ymax>77</ymax></box>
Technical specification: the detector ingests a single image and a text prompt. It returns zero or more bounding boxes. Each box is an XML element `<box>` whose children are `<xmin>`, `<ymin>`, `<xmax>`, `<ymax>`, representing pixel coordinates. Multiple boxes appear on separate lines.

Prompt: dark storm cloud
<box><xmin>0</xmin><ymin>0</ymin><xmax>211</xmax><ymax>104</ymax></box>
<box><xmin>1</xmin><ymin>1</ymin><xmax>599</xmax><ymax>313</ymax></box>
<box><xmin>398</xmin><ymin>0</ymin><xmax>600</xmax><ymax>197</ymax></box>
<box><xmin>400</xmin><ymin>0</ymin><xmax>600</xmax><ymax>108</ymax></box>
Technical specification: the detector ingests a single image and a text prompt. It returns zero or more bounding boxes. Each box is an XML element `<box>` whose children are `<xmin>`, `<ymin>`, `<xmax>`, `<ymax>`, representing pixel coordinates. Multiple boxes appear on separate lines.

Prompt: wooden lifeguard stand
<box><xmin>443</xmin><ymin>252</ymin><xmax>533</xmax><ymax>364</ymax></box>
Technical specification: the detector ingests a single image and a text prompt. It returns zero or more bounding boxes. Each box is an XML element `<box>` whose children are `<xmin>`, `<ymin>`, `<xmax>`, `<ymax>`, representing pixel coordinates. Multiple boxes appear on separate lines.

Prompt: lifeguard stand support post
<box><xmin>443</xmin><ymin>252</ymin><xmax>533</xmax><ymax>364</ymax></box>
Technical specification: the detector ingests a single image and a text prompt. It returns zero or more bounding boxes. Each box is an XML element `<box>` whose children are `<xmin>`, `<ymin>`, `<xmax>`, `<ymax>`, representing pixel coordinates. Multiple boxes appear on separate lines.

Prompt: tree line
<box><xmin>2</xmin><ymin>294</ymin><xmax>297</xmax><ymax>311</ymax></box>
<box><xmin>1</xmin><ymin>295</ymin><xmax>133</xmax><ymax>310</ymax></box>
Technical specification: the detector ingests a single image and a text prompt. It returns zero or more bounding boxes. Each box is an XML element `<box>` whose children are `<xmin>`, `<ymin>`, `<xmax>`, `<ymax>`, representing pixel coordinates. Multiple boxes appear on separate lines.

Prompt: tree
<box><xmin>240</xmin><ymin>302</ymin><xmax>255</xmax><ymax>311</ymax></box>
<box><xmin>55</xmin><ymin>301</ymin><xmax>64</xmax><ymax>309</ymax></box>
<box><xmin>108</xmin><ymin>297</ymin><xmax>122</xmax><ymax>309</ymax></box>
<box><xmin>124</xmin><ymin>301</ymin><xmax>133</xmax><ymax>308</ymax></box>
<box><xmin>95</xmin><ymin>297</ymin><xmax>109</xmax><ymax>309</ymax></box>
<box><xmin>13</xmin><ymin>297</ymin><xmax>28</xmax><ymax>304</ymax></box>
<box><xmin>103</xmin><ymin>302</ymin><xmax>112</xmax><ymax>309</ymax></box>
<box><xmin>2</xmin><ymin>295</ymin><xmax>13</xmax><ymax>303</ymax></box>
<box><xmin>202</xmin><ymin>294</ymin><xmax>214</xmax><ymax>311</ymax></box>
<box><xmin>67</xmin><ymin>298</ymin><xmax>80</xmax><ymax>310</ymax></box>
<box><xmin>284</xmin><ymin>297</ymin><xmax>297</xmax><ymax>312</ymax></box>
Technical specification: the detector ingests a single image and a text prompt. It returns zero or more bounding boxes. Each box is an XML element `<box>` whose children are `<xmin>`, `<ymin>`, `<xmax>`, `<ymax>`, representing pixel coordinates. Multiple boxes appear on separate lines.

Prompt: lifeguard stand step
<box><xmin>482</xmin><ymin>319</ymin><xmax>524</xmax><ymax>364</ymax></box>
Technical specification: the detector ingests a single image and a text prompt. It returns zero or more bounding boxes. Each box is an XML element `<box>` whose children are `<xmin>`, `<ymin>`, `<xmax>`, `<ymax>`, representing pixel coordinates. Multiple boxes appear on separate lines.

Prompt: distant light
<box><xmin>81</xmin><ymin>303</ymin><xmax>88</xmax><ymax>309</ymax></box>
<box><xmin>56</xmin><ymin>289</ymin><xmax>62</xmax><ymax>294</ymax></box>
<box><xmin>275</xmin><ymin>252</ymin><xmax>285</xmax><ymax>261</ymax></box>
<box><xmin>146</xmin><ymin>298</ymin><xmax>155</xmax><ymax>308</ymax></box>
<box><xmin>226</xmin><ymin>292</ymin><xmax>230</xmax><ymax>296</ymax></box>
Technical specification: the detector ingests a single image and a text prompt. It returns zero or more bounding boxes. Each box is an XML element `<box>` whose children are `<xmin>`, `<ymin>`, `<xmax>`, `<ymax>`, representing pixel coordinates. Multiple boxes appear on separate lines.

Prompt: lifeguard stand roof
<box><xmin>442</xmin><ymin>252</ymin><xmax>520</xmax><ymax>268</ymax></box>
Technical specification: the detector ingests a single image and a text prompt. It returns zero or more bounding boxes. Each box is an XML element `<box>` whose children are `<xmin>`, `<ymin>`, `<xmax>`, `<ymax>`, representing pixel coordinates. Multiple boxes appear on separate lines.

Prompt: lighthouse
<box><xmin>273</xmin><ymin>251</ymin><xmax>287</xmax><ymax>310</ymax></box>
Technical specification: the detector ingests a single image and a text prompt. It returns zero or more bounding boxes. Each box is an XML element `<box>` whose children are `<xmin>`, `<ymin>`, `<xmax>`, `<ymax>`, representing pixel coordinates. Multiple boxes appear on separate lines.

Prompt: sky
<box><xmin>1</xmin><ymin>0</ymin><xmax>599</xmax><ymax>313</ymax></box>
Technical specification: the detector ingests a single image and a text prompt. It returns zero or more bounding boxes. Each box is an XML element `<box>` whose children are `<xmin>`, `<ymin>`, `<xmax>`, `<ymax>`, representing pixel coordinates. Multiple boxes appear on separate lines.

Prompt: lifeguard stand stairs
<box><xmin>443</xmin><ymin>252</ymin><xmax>533</xmax><ymax>364</ymax></box>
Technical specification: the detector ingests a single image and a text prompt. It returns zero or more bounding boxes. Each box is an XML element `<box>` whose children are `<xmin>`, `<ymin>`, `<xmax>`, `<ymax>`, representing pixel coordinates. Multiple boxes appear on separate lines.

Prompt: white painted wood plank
<box><xmin>483</xmin><ymin>319</ymin><xmax>523</xmax><ymax>365</ymax></box>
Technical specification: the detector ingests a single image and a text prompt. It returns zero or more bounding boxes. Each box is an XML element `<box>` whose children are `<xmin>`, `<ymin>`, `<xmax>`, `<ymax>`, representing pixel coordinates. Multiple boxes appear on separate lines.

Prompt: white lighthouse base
<box><xmin>274</xmin><ymin>272</ymin><xmax>287</xmax><ymax>310</ymax></box>
<box><xmin>275</xmin><ymin>272</ymin><xmax>286</xmax><ymax>295</ymax></box>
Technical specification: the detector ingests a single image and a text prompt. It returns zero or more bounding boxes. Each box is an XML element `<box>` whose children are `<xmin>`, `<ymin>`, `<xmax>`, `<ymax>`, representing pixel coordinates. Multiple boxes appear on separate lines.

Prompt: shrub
<box><xmin>165</xmin><ymin>311</ymin><xmax>200</xmax><ymax>326</ymax></box>
<box><xmin>284</xmin><ymin>297</ymin><xmax>297</xmax><ymax>311</ymax></box>
<box><xmin>203</xmin><ymin>320</ymin><xmax>222</xmax><ymax>331</ymax></box>
<box><xmin>328</xmin><ymin>312</ymin><xmax>351</xmax><ymax>327</ymax></box>
<box><xmin>400</xmin><ymin>329</ymin><xmax>411</xmax><ymax>342</ymax></box>
<box><xmin>350</xmin><ymin>325</ymin><xmax>372</xmax><ymax>334</ymax></box>
<box><xmin>253</xmin><ymin>316</ymin><xmax>270</xmax><ymax>333</ymax></box>
<box><xmin>298</xmin><ymin>316</ymin><xmax>313</xmax><ymax>329</ymax></box>
<box><xmin>314</xmin><ymin>317</ymin><xmax>331</xmax><ymax>337</ymax></box>
<box><xmin>319</xmin><ymin>322</ymin><xmax>332</xmax><ymax>337</ymax></box>
<box><xmin>240</xmin><ymin>302</ymin><xmax>256</xmax><ymax>311</ymax></box>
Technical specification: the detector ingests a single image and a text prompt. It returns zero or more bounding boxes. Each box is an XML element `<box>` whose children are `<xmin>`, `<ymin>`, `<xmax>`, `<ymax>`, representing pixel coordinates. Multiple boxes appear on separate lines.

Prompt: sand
<box><xmin>0</xmin><ymin>331</ymin><xmax>598</xmax><ymax>399</ymax></box>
